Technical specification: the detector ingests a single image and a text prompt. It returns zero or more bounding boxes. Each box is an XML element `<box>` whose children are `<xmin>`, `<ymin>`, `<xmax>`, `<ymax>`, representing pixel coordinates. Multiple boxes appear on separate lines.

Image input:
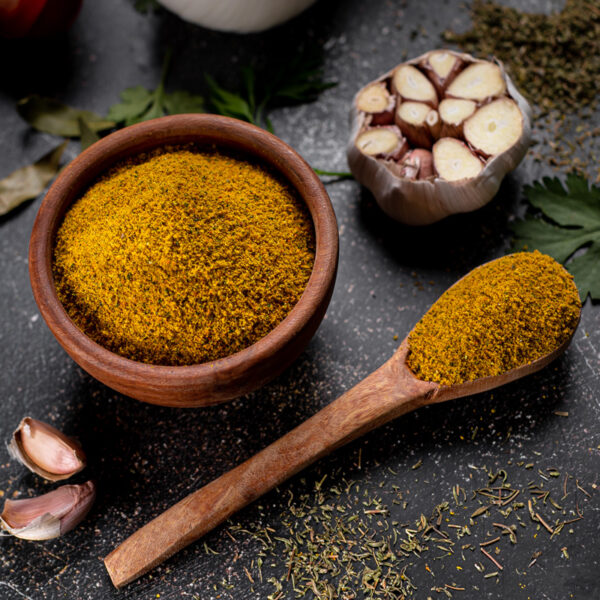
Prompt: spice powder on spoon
<box><xmin>406</xmin><ymin>251</ymin><xmax>581</xmax><ymax>386</ymax></box>
<box><xmin>52</xmin><ymin>146</ymin><xmax>316</xmax><ymax>366</ymax></box>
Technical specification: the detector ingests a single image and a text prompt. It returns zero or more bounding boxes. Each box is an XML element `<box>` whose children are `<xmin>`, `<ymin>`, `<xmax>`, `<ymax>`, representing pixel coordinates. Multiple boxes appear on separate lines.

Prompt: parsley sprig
<box><xmin>511</xmin><ymin>174</ymin><xmax>600</xmax><ymax>301</ymax></box>
<box><xmin>107</xmin><ymin>50</ymin><xmax>204</xmax><ymax>126</ymax></box>
<box><xmin>205</xmin><ymin>52</ymin><xmax>336</xmax><ymax>132</ymax></box>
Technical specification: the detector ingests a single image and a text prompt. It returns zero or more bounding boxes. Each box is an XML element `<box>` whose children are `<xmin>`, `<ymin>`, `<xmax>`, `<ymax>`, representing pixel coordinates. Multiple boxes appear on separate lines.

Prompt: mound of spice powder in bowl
<box><xmin>52</xmin><ymin>146</ymin><xmax>316</xmax><ymax>366</ymax></box>
<box><xmin>406</xmin><ymin>251</ymin><xmax>581</xmax><ymax>386</ymax></box>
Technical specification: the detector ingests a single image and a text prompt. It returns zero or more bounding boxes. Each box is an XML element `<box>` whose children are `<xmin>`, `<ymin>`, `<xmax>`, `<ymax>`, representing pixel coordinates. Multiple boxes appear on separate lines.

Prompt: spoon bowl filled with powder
<box><xmin>29</xmin><ymin>115</ymin><xmax>338</xmax><ymax>407</ymax></box>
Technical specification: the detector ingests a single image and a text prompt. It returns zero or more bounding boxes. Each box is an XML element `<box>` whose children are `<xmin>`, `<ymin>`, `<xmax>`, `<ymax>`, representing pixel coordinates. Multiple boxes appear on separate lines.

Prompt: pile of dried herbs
<box><xmin>443</xmin><ymin>0</ymin><xmax>600</xmax><ymax>179</ymax></box>
<box><xmin>217</xmin><ymin>461</ymin><xmax>592</xmax><ymax>599</ymax></box>
<box><xmin>443</xmin><ymin>0</ymin><xmax>600</xmax><ymax>116</ymax></box>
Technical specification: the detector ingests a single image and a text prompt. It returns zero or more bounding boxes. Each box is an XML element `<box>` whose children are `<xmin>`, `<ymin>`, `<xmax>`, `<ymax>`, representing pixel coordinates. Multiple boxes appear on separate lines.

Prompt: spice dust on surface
<box><xmin>53</xmin><ymin>146</ymin><xmax>315</xmax><ymax>365</ymax></box>
<box><xmin>406</xmin><ymin>251</ymin><xmax>581</xmax><ymax>386</ymax></box>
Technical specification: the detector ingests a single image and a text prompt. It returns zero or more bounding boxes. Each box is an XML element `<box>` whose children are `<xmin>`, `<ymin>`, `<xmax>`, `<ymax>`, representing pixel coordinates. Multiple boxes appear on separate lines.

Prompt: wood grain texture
<box><xmin>28</xmin><ymin>115</ymin><xmax>338</xmax><ymax>407</ymax></box>
<box><xmin>104</xmin><ymin>341</ymin><xmax>438</xmax><ymax>587</ymax></box>
<box><xmin>104</xmin><ymin>317</ymin><xmax>580</xmax><ymax>587</ymax></box>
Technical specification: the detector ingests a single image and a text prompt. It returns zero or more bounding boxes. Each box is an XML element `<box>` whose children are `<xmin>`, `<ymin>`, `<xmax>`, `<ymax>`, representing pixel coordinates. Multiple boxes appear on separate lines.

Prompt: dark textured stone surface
<box><xmin>0</xmin><ymin>1</ymin><xmax>598</xmax><ymax>599</ymax></box>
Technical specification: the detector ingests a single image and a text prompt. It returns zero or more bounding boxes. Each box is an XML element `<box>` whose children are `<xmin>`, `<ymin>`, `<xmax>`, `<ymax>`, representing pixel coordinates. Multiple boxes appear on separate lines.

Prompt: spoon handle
<box><xmin>104</xmin><ymin>348</ymin><xmax>435</xmax><ymax>588</ymax></box>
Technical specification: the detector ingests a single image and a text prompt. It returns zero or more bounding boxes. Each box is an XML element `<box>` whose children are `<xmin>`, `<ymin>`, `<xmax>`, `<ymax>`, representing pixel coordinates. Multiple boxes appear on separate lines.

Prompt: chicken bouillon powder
<box><xmin>52</xmin><ymin>146</ymin><xmax>315</xmax><ymax>366</ymax></box>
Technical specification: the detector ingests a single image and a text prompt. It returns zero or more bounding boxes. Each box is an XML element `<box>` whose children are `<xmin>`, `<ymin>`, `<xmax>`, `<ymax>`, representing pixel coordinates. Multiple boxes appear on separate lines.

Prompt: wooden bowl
<box><xmin>29</xmin><ymin>115</ymin><xmax>338</xmax><ymax>407</ymax></box>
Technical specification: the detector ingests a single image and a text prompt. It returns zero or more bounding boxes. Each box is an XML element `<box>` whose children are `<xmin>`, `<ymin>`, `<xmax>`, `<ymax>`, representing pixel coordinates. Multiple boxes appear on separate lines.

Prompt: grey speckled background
<box><xmin>0</xmin><ymin>1</ymin><xmax>598</xmax><ymax>599</ymax></box>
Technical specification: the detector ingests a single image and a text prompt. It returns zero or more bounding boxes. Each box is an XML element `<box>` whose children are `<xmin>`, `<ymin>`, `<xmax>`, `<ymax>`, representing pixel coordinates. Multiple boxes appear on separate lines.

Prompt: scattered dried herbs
<box><xmin>222</xmin><ymin>462</ymin><xmax>591</xmax><ymax>599</ymax></box>
<box><xmin>0</xmin><ymin>142</ymin><xmax>67</xmax><ymax>217</ymax></box>
<box><xmin>442</xmin><ymin>0</ymin><xmax>600</xmax><ymax>115</ymax></box>
<box><xmin>511</xmin><ymin>174</ymin><xmax>600</xmax><ymax>301</ymax></box>
<box><xmin>17</xmin><ymin>95</ymin><xmax>115</xmax><ymax>138</ymax></box>
<box><xmin>107</xmin><ymin>51</ymin><xmax>204</xmax><ymax>126</ymax></box>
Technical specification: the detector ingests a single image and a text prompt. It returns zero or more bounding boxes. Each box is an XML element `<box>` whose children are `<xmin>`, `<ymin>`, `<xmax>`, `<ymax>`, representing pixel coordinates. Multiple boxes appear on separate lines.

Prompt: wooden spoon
<box><xmin>104</xmin><ymin>263</ymin><xmax>580</xmax><ymax>588</ymax></box>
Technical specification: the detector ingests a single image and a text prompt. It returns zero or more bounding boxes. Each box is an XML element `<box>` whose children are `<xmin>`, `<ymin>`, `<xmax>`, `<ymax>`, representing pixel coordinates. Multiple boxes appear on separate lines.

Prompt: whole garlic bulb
<box><xmin>347</xmin><ymin>50</ymin><xmax>533</xmax><ymax>226</ymax></box>
<box><xmin>158</xmin><ymin>0</ymin><xmax>318</xmax><ymax>33</ymax></box>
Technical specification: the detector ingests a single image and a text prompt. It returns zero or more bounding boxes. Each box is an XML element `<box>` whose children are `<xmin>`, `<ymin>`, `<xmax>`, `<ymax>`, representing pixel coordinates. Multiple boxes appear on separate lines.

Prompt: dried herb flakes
<box><xmin>223</xmin><ymin>462</ymin><xmax>590</xmax><ymax>599</ymax></box>
<box><xmin>443</xmin><ymin>0</ymin><xmax>600</xmax><ymax>115</ymax></box>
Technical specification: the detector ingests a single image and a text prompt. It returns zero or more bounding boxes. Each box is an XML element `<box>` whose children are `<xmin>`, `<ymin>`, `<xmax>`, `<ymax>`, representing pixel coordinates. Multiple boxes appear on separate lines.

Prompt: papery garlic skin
<box><xmin>0</xmin><ymin>481</ymin><xmax>96</xmax><ymax>540</ymax></box>
<box><xmin>8</xmin><ymin>417</ymin><xmax>86</xmax><ymax>481</ymax></box>
<box><xmin>347</xmin><ymin>50</ymin><xmax>532</xmax><ymax>226</ymax></box>
<box><xmin>157</xmin><ymin>0</ymin><xmax>317</xmax><ymax>33</ymax></box>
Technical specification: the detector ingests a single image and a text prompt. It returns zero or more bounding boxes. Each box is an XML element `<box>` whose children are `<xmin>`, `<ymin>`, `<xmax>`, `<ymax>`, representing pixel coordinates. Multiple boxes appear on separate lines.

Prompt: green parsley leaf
<box><xmin>108</xmin><ymin>50</ymin><xmax>204</xmax><ymax>126</ymax></box>
<box><xmin>267</xmin><ymin>53</ymin><xmax>337</xmax><ymax>106</ymax></box>
<box><xmin>205</xmin><ymin>73</ymin><xmax>255</xmax><ymax>124</ymax></box>
<box><xmin>163</xmin><ymin>90</ymin><xmax>206</xmax><ymax>115</ymax></box>
<box><xmin>134</xmin><ymin>0</ymin><xmax>159</xmax><ymax>14</ymax></box>
<box><xmin>313</xmin><ymin>168</ymin><xmax>354</xmax><ymax>180</ymax></box>
<box><xmin>205</xmin><ymin>51</ymin><xmax>335</xmax><ymax>131</ymax></box>
<box><xmin>511</xmin><ymin>174</ymin><xmax>600</xmax><ymax>301</ymax></box>
<box><xmin>107</xmin><ymin>86</ymin><xmax>154</xmax><ymax>125</ymax></box>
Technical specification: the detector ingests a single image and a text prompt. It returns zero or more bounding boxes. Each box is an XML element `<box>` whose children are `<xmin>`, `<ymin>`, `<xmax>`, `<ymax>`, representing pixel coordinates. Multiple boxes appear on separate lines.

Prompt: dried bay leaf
<box><xmin>78</xmin><ymin>117</ymin><xmax>100</xmax><ymax>151</ymax></box>
<box><xmin>17</xmin><ymin>95</ymin><xmax>115</xmax><ymax>137</ymax></box>
<box><xmin>0</xmin><ymin>142</ymin><xmax>68</xmax><ymax>217</ymax></box>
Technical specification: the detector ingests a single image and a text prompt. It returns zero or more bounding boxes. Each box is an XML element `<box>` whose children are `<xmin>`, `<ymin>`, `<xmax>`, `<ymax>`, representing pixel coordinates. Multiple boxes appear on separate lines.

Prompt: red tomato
<box><xmin>0</xmin><ymin>0</ymin><xmax>47</xmax><ymax>37</ymax></box>
<box><xmin>27</xmin><ymin>0</ymin><xmax>82</xmax><ymax>37</ymax></box>
<box><xmin>0</xmin><ymin>0</ymin><xmax>82</xmax><ymax>38</ymax></box>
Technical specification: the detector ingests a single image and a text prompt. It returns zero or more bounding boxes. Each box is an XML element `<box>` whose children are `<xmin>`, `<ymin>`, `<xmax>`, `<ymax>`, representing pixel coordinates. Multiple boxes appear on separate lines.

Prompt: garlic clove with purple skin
<box><xmin>0</xmin><ymin>481</ymin><xmax>96</xmax><ymax>540</ymax></box>
<box><xmin>8</xmin><ymin>417</ymin><xmax>86</xmax><ymax>481</ymax></box>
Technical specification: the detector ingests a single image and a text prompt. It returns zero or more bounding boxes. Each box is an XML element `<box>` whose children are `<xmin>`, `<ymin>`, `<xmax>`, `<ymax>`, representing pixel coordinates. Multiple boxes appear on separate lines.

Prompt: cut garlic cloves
<box><xmin>0</xmin><ymin>481</ymin><xmax>95</xmax><ymax>540</ymax></box>
<box><xmin>395</xmin><ymin>102</ymin><xmax>434</xmax><ymax>149</ymax></box>
<box><xmin>356</xmin><ymin>83</ymin><xmax>395</xmax><ymax>125</ymax></box>
<box><xmin>8</xmin><ymin>417</ymin><xmax>86</xmax><ymax>481</ymax></box>
<box><xmin>392</xmin><ymin>64</ymin><xmax>438</xmax><ymax>107</ymax></box>
<box><xmin>463</xmin><ymin>97</ymin><xmax>523</xmax><ymax>157</ymax></box>
<box><xmin>438</xmin><ymin>98</ymin><xmax>477</xmax><ymax>138</ymax></box>
<box><xmin>348</xmin><ymin>49</ymin><xmax>532</xmax><ymax>225</ymax></box>
<box><xmin>445</xmin><ymin>61</ymin><xmax>507</xmax><ymax>102</ymax></box>
<box><xmin>421</xmin><ymin>50</ymin><xmax>463</xmax><ymax>96</ymax></box>
<box><xmin>355</xmin><ymin>126</ymin><xmax>408</xmax><ymax>160</ymax></box>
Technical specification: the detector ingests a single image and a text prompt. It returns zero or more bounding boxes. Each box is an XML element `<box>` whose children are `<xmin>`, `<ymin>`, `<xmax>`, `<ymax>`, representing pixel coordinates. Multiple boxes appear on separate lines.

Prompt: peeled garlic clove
<box><xmin>8</xmin><ymin>417</ymin><xmax>86</xmax><ymax>481</ymax></box>
<box><xmin>347</xmin><ymin>49</ymin><xmax>532</xmax><ymax>225</ymax></box>
<box><xmin>0</xmin><ymin>481</ymin><xmax>95</xmax><ymax>540</ymax></box>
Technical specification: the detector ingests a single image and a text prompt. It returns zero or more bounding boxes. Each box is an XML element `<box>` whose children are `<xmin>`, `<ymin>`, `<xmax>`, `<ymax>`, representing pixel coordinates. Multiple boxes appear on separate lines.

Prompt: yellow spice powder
<box><xmin>53</xmin><ymin>146</ymin><xmax>315</xmax><ymax>366</ymax></box>
<box><xmin>407</xmin><ymin>251</ymin><xmax>581</xmax><ymax>385</ymax></box>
